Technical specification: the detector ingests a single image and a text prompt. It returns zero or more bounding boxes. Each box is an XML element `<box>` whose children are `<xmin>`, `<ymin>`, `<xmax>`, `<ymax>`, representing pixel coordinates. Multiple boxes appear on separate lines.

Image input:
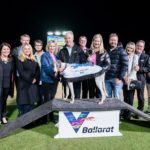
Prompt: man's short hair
<box><xmin>20</xmin><ymin>34</ymin><xmax>30</xmax><ymax>39</ymax></box>
<box><xmin>34</xmin><ymin>39</ymin><xmax>43</xmax><ymax>45</ymax></box>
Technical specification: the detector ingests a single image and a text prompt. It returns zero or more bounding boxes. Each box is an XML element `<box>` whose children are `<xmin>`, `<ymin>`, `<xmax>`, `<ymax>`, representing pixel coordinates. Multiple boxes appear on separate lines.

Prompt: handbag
<box><xmin>128</xmin><ymin>80</ymin><xmax>142</xmax><ymax>90</ymax></box>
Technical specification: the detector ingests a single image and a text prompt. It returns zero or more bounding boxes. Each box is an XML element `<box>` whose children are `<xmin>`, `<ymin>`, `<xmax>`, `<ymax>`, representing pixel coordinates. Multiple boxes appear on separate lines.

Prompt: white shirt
<box><xmin>66</xmin><ymin>47</ymin><xmax>72</xmax><ymax>56</ymax></box>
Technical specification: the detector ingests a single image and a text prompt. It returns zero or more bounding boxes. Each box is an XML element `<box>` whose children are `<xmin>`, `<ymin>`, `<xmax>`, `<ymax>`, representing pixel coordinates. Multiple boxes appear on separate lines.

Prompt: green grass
<box><xmin>0</xmin><ymin>101</ymin><xmax>150</xmax><ymax>150</ymax></box>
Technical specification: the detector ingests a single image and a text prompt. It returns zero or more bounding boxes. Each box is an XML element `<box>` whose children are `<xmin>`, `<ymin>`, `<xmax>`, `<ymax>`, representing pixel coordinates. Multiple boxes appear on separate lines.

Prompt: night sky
<box><xmin>0</xmin><ymin>0</ymin><xmax>149</xmax><ymax>50</ymax></box>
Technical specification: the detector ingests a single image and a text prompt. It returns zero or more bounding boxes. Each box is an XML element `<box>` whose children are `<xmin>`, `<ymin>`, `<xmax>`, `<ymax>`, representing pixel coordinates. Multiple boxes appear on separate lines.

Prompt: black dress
<box><xmin>0</xmin><ymin>57</ymin><xmax>14</xmax><ymax>120</ymax></box>
<box><xmin>16</xmin><ymin>58</ymin><xmax>40</xmax><ymax>105</ymax></box>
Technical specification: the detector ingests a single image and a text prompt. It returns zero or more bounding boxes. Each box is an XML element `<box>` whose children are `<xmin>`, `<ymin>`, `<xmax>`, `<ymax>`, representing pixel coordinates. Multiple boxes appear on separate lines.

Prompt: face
<box><xmin>93</xmin><ymin>37</ymin><xmax>101</xmax><ymax>49</ymax></box>
<box><xmin>20</xmin><ymin>36</ymin><xmax>30</xmax><ymax>45</ymax></box>
<box><xmin>34</xmin><ymin>42</ymin><xmax>43</xmax><ymax>52</ymax></box>
<box><xmin>48</xmin><ymin>42</ymin><xmax>56</xmax><ymax>53</ymax></box>
<box><xmin>109</xmin><ymin>36</ymin><xmax>118</xmax><ymax>48</ymax></box>
<box><xmin>79</xmin><ymin>37</ymin><xmax>87</xmax><ymax>48</ymax></box>
<box><xmin>24</xmin><ymin>45</ymin><xmax>31</xmax><ymax>56</ymax></box>
<box><xmin>65</xmin><ymin>33</ymin><xmax>74</xmax><ymax>47</ymax></box>
<box><xmin>126</xmin><ymin>46</ymin><xmax>134</xmax><ymax>55</ymax></box>
<box><xmin>135</xmin><ymin>42</ymin><xmax>145</xmax><ymax>54</ymax></box>
<box><xmin>1</xmin><ymin>45</ymin><xmax>10</xmax><ymax>57</ymax></box>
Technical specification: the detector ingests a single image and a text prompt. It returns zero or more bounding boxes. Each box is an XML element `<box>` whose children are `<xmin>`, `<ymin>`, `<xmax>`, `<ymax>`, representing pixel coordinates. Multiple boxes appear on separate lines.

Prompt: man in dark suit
<box><xmin>58</xmin><ymin>31</ymin><xmax>86</xmax><ymax>99</ymax></box>
<box><xmin>135</xmin><ymin>40</ymin><xmax>150</xmax><ymax>116</ymax></box>
<box><xmin>78</xmin><ymin>36</ymin><xmax>90</xmax><ymax>98</ymax></box>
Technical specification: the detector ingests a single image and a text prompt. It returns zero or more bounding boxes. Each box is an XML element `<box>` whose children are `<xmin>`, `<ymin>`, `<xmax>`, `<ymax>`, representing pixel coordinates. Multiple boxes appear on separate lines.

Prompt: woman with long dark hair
<box><xmin>0</xmin><ymin>42</ymin><xmax>14</xmax><ymax>124</ymax></box>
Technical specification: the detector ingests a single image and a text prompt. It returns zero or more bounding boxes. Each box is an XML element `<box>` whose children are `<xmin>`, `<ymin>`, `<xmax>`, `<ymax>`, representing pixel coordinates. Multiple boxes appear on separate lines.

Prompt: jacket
<box><xmin>40</xmin><ymin>52</ymin><xmax>58</xmax><ymax>83</ymax></box>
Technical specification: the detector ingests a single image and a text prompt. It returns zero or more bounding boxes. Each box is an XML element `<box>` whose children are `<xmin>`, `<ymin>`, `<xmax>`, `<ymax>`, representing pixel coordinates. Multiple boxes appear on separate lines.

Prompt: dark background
<box><xmin>0</xmin><ymin>0</ymin><xmax>149</xmax><ymax>50</ymax></box>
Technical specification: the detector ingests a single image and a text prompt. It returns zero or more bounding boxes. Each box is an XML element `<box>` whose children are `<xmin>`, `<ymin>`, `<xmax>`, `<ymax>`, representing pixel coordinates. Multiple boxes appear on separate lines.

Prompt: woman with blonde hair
<box><xmin>88</xmin><ymin>34</ymin><xmax>110</xmax><ymax>98</ymax></box>
<box><xmin>41</xmin><ymin>40</ymin><xmax>59</xmax><ymax>123</ymax></box>
<box><xmin>16</xmin><ymin>44</ymin><xmax>40</xmax><ymax>116</ymax></box>
<box><xmin>122</xmin><ymin>42</ymin><xmax>139</xmax><ymax>120</ymax></box>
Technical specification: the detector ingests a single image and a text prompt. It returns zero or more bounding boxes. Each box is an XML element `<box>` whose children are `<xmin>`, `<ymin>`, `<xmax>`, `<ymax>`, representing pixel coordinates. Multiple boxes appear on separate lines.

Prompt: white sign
<box><xmin>54</xmin><ymin>110</ymin><xmax>122</xmax><ymax>138</ymax></box>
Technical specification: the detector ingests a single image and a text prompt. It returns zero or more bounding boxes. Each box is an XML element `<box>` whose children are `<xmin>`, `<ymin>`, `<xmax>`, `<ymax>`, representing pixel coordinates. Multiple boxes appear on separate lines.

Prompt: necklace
<box><xmin>1</xmin><ymin>57</ymin><xmax>8</xmax><ymax>64</ymax></box>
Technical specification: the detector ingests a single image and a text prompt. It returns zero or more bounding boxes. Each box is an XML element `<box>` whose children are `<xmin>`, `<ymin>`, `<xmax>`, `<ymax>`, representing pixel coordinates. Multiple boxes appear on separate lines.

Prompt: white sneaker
<box><xmin>55</xmin><ymin>122</ymin><xmax>59</xmax><ymax>128</ymax></box>
<box><xmin>2</xmin><ymin>117</ymin><xmax>7</xmax><ymax>124</ymax></box>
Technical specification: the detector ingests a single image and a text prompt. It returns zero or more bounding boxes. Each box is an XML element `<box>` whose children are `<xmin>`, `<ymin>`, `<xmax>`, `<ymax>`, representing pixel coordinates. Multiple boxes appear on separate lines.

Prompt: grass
<box><xmin>0</xmin><ymin>99</ymin><xmax>150</xmax><ymax>150</ymax></box>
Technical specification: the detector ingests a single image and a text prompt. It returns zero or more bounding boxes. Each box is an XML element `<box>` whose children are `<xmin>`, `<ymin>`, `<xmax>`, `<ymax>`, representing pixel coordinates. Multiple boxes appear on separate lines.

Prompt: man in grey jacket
<box><xmin>12</xmin><ymin>34</ymin><xmax>30</xmax><ymax>58</ymax></box>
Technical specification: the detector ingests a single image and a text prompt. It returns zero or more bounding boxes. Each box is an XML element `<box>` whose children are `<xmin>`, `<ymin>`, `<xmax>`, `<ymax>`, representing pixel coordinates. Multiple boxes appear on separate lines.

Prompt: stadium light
<box><xmin>47</xmin><ymin>31</ymin><xmax>54</xmax><ymax>35</ymax></box>
<box><xmin>62</xmin><ymin>31</ymin><xmax>68</xmax><ymax>36</ymax></box>
<box><xmin>55</xmin><ymin>31</ymin><xmax>61</xmax><ymax>36</ymax></box>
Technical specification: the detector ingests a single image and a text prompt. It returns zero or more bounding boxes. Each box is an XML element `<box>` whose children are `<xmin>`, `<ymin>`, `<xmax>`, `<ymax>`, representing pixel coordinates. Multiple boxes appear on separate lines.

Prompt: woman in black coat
<box><xmin>0</xmin><ymin>42</ymin><xmax>14</xmax><ymax>124</ymax></box>
<box><xmin>16</xmin><ymin>44</ymin><xmax>40</xmax><ymax>116</ymax></box>
<box><xmin>88</xmin><ymin>34</ymin><xmax>110</xmax><ymax>98</ymax></box>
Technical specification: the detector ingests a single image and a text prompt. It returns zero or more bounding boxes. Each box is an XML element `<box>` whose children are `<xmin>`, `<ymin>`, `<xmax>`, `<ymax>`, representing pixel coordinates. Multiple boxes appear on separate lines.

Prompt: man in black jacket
<box><xmin>105</xmin><ymin>33</ymin><xmax>128</xmax><ymax>99</ymax></box>
<box><xmin>78</xmin><ymin>36</ymin><xmax>90</xmax><ymax>98</ymax></box>
<box><xmin>135</xmin><ymin>40</ymin><xmax>150</xmax><ymax>113</ymax></box>
<box><xmin>58</xmin><ymin>31</ymin><xmax>86</xmax><ymax>99</ymax></box>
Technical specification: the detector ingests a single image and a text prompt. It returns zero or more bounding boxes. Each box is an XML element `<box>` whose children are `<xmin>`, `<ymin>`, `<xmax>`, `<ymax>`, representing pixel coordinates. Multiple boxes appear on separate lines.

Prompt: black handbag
<box><xmin>128</xmin><ymin>80</ymin><xmax>142</xmax><ymax>90</ymax></box>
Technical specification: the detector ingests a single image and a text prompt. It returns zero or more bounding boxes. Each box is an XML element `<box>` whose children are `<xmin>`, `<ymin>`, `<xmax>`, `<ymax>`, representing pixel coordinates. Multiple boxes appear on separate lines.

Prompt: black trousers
<box><xmin>123</xmin><ymin>85</ymin><xmax>135</xmax><ymax>117</ymax></box>
<box><xmin>81</xmin><ymin>80</ymin><xmax>89</xmax><ymax>99</ymax></box>
<box><xmin>88</xmin><ymin>79</ymin><xmax>101</xmax><ymax>98</ymax></box>
<box><xmin>123</xmin><ymin>85</ymin><xmax>135</xmax><ymax>106</ymax></box>
<box><xmin>136</xmin><ymin>81</ymin><xmax>145</xmax><ymax>111</ymax></box>
<box><xmin>41</xmin><ymin>81</ymin><xmax>58</xmax><ymax>123</ymax></box>
<box><xmin>0</xmin><ymin>88</ymin><xmax>9</xmax><ymax>120</ymax></box>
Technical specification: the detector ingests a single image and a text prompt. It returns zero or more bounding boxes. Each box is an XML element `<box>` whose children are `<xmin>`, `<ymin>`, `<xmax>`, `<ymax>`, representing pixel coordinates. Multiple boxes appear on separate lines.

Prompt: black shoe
<box><xmin>132</xmin><ymin>114</ymin><xmax>139</xmax><ymax>119</ymax></box>
<box><xmin>144</xmin><ymin>110</ymin><xmax>150</xmax><ymax>115</ymax></box>
<box><xmin>124</xmin><ymin>115</ymin><xmax>131</xmax><ymax>121</ymax></box>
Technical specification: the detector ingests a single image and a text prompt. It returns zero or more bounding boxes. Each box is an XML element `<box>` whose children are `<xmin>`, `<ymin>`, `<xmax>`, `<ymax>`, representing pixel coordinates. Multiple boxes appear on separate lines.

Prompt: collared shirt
<box><xmin>82</xmin><ymin>47</ymin><xmax>87</xmax><ymax>53</ymax></box>
<box><xmin>34</xmin><ymin>51</ymin><xmax>44</xmax><ymax>70</ymax></box>
<box><xmin>34</xmin><ymin>51</ymin><xmax>44</xmax><ymax>85</ymax></box>
<box><xmin>49</xmin><ymin>52</ymin><xmax>56</xmax><ymax>62</ymax></box>
<box><xmin>66</xmin><ymin>46</ymin><xmax>72</xmax><ymax>56</ymax></box>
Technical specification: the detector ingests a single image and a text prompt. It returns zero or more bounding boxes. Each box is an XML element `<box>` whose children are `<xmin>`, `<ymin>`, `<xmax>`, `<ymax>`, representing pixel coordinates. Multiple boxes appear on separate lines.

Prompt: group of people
<box><xmin>0</xmin><ymin>31</ymin><xmax>150</xmax><ymax>125</ymax></box>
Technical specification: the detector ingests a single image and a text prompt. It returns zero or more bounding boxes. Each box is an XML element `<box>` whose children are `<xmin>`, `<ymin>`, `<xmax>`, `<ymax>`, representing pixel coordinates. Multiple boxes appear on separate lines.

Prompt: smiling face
<box><xmin>126</xmin><ymin>42</ymin><xmax>135</xmax><ymax>55</ymax></box>
<box><xmin>109</xmin><ymin>36</ymin><xmax>118</xmax><ymax>48</ymax></box>
<box><xmin>1</xmin><ymin>45</ymin><xmax>10</xmax><ymax>57</ymax></box>
<box><xmin>65</xmin><ymin>32</ymin><xmax>74</xmax><ymax>47</ymax></box>
<box><xmin>126</xmin><ymin>46</ymin><xmax>134</xmax><ymax>55</ymax></box>
<box><xmin>23</xmin><ymin>45</ymin><xmax>31</xmax><ymax>56</ymax></box>
<box><xmin>93</xmin><ymin>37</ymin><xmax>101</xmax><ymax>49</ymax></box>
<box><xmin>48</xmin><ymin>42</ymin><xmax>57</xmax><ymax>53</ymax></box>
<box><xmin>135</xmin><ymin>41</ymin><xmax>145</xmax><ymax>54</ymax></box>
<box><xmin>20</xmin><ymin>36</ymin><xmax>30</xmax><ymax>45</ymax></box>
<box><xmin>34</xmin><ymin>42</ymin><xmax>43</xmax><ymax>52</ymax></box>
<box><xmin>79</xmin><ymin>37</ymin><xmax>87</xmax><ymax>48</ymax></box>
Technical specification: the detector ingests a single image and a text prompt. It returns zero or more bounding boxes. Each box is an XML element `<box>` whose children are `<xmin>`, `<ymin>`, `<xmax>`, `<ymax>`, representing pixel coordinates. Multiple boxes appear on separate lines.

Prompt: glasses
<box><xmin>35</xmin><ymin>45</ymin><xmax>42</xmax><ymax>46</ymax></box>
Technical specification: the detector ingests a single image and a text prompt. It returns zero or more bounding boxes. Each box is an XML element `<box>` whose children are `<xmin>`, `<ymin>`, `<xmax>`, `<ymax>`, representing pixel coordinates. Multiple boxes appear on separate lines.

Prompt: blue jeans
<box><xmin>105</xmin><ymin>78</ymin><xmax>123</xmax><ymax>99</ymax></box>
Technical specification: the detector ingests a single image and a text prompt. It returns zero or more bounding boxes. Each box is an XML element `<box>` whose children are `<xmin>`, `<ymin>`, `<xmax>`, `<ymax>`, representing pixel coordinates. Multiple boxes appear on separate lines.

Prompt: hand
<box><xmin>87</xmin><ymin>57</ymin><xmax>92</xmax><ymax>62</ymax></box>
<box><xmin>134</xmin><ymin>65</ymin><xmax>139</xmax><ymax>71</ymax></box>
<box><xmin>32</xmin><ymin>78</ymin><xmax>36</xmax><ymax>84</ymax></box>
<box><xmin>124</xmin><ymin>76</ymin><xmax>128</xmax><ymax>85</ymax></box>
<box><xmin>115</xmin><ymin>78</ymin><xmax>121</xmax><ymax>85</ymax></box>
<box><xmin>58</xmin><ymin>68</ymin><xmax>64</xmax><ymax>72</ymax></box>
<box><xmin>55</xmin><ymin>72</ymin><xmax>58</xmax><ymax>77</ymax></box>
